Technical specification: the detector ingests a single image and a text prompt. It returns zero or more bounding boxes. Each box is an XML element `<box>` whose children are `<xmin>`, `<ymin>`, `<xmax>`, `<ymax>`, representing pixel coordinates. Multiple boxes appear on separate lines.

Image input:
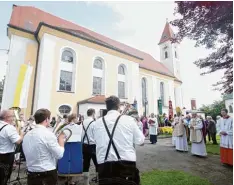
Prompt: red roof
<box><xmin>77</xmin><ymin>95</ymin><xmax>106</xmax><ymax>104</ymax></box>
<box><xmin>158</xmin><ymin>21</ymin><xmax>175</xmax><ymax>45</ymax></box>
<box><xmin>9</xmin><ymin>5</ymin><xmax>175</xmax><ymax>77</ymax></box>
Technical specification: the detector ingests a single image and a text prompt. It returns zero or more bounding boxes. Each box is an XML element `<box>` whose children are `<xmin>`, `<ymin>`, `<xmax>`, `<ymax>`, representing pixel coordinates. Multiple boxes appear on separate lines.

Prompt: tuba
<box><xmin>53</xmin><ymin>114</ymin><xmax>72</xmax><ymax>143</ymax></box>
<box><xmin>9</xmin><ymin>107</ymin><xmax>22</xmax><ymax>134</ymax></box>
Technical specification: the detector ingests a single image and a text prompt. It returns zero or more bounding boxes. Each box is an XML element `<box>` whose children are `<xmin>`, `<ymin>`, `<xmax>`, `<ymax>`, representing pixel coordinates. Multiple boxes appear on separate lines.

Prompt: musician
<box><xmin>93</xmin><ymin>96</ymin><xmax>145</xmax><ymax>185</ymax></box>
<box><xmin>82</xmin><ymin>109</ymin><xmax>98</xmax><ymax>185</ymax></box>
<box><xmin>22</xmin><ymin>109</ymin><xmax>65</xmax><ymax>185</ymax></box>
<box><xmin>0</xmin><ymin>110</ymin><xmax>24</xmax><ymax>185</ymax></box>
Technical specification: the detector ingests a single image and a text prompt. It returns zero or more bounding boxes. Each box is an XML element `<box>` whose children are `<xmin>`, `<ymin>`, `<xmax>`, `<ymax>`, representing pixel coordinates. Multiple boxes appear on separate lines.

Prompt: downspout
<box><xmin>30</xmin><ymin>33</ymin><xmax>40</xmax><ymax>115</ymax></box>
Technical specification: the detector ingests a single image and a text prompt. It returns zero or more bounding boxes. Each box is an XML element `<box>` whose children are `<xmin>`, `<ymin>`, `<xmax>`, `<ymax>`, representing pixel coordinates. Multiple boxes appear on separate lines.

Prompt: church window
<box><xmin>61</xmin><ymin>50</ymin><xmax>74</xmax><ymax>63</ymax></box>
<box><xmin>118</xmin><ymin>64</ymin><xmax>127</xmax><ymax>98</ymax></box>
<box><xmin>118</xmin><ymin>65</ymin><xmax>125</xmax><ymax>75</ymax></box>
<box><xmin>58</xmin><ymin>105</ymin><xmax>71</xmax><ymax>115</ymax></box>
<box><xmin>93</xmin><ymin>77</ymin><xmax>102</xmax><ymax>95</ymax></box>
<box><xmin>92</xmin><ymin>57</ymin><xmax>105</xmax><ymax>95</ymax></box>
<box><xmin>59</xmin><ymin>70</ymin><xmax>72</xmax><ymax>92</ymax></box>
<box><xmin>165</xmin><ymin>51</ymin><xmax>168</xmax><ymax>59</ymax></box>
<box><xmin>93</xmin><ymin>59</ymin><xmax>103</xmax><ymax>69</ymax></box>
<box><xmin>160</xmin><ymin>82</ymin><xmax>165</xmax><ymax>106</ymax></box>
<box><xmin>142</xmin><ymin>78</ymin><xmax>147</xmax><ymax>105</ymax></box>
<box><xmin>229</xmin><ymin>105</ymin><xmax>233</xmax><ymax>113</ymax></box>
<box><xmin>175</xmin><ymin>51</ymin><xmax>177</xmax><ymax>58</ymax></box>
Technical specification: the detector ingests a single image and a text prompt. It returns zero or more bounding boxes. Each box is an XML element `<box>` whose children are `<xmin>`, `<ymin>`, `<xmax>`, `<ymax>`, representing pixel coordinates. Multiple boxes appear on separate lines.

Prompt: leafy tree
<box><xmin>199</xmin><ymin>100</ymin><xmax>225</xmax><ymax>120</ymax></box>
<box><xmin>171</xmin><ymin>1</ymin><xmax>233</xmax><ymax>94</ymax></box>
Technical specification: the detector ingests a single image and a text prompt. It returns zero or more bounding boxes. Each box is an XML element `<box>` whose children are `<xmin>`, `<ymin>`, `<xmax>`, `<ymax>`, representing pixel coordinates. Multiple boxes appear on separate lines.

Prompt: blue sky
<box><xmin>0</xmin><ymin>1</ymin><xmax>224</xmax><ymax>108</ymax></box>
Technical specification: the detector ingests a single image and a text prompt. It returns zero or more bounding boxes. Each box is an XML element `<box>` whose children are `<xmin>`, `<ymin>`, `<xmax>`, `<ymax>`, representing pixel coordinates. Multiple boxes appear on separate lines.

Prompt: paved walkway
<box><xmin>10</xmin><ymin>138</ymin><xmax>232</xmax><ymax>185</ymax></box>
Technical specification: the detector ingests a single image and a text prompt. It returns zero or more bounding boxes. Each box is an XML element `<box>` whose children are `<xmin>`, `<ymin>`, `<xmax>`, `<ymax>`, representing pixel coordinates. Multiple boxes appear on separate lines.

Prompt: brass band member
<box><xmin>94</xmin><ymin>96</ymin><xmax>145</xmax><ymax>185</ymax></box>
<box><xmin>22</xmin><ymin>109</ymin><xmax>65</xmax><ymax>185</ymax></box>
<box><xmin>0</xmin><ymin>110</ymin><xmax>24</xmax><ymax>185</ymax></box>
<box><xmin>82</xmin><ymin>109</ymin><xmax>98</xmax><ymax>185</ymax></box>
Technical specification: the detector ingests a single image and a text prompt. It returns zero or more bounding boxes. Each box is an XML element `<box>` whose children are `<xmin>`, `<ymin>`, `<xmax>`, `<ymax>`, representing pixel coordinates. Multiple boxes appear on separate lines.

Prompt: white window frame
<box><xmin>117</xmin><ymin>64</ymin><xmax>128</xmax><ymax>99</ymax></box>
<box><xmin>57</xmin><ymin>104</ymin><xmax>73</xmax><ymax>115</ymax></box>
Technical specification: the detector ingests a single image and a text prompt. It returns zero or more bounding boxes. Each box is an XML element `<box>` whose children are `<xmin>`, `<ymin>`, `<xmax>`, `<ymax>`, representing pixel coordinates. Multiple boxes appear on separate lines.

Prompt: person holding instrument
<box><xmin>94</xmin><ymin>96</ymin><xmax>145</xmax><ymax>185</ymax></box>
<box><xmin>23</xmin><ymin>109</ymin><xmax>65</xmax><ymax>185</ymax></box>
<box><xmin>0</xmin><ymin>110</ymin><xmax>24</xmax><ymax>185</ymax></box>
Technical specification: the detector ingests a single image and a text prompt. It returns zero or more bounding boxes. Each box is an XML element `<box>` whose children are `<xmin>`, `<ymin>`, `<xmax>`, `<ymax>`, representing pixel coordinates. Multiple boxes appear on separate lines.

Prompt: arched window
<box><xmin>229</xmin><ymin>105</ymin><xmax>233</xmax><ymax>113</ymax></box>
<box><xmin>175</xmin><ymin>51</ymin><xmax>177</xmax><ymax>58</ymax></box>
<box><xmin>59</xmin><ymin>105</ymin><xmax>71</xmax><ymax>115</ymax></box>
<box><xmin>142</xmin><ymin>78</ymin><xmax>147</xmax><ymax>105</ymax></box>
<box><xmin>93</xmin><ymin>59</ymin><xmax>103</xmax><ymax>69</ymax></box>
<box><xmin>165</xmin><ymin>51</ymin><xmax>168</xmax><ymax>59</ymax></box>
<box><xmin>118</xmin><ymin>65</ymin><xmax>125</xmax><ymax>75</ymax></box>
<box><xmin>118</xmin><ymin>64</ymin><xmax>127</xmax><ymax>98</ymax></box>
<box><xmin>93</xmin><ymin>58</ymin><xmax>105</xmax><ymax>95</ymax></box>
<box><xmin>61</xmin><ymin>50</ymin><xmax>73</xmax><ymax>63</ymax></box>
<box><xmin>59</xmin><ymin>48</ymin><xmax>76</xmax><ymax>92</ymax></box>
<box><xmin>160</xmin><ymin>82</ymin><xmax>165</xmax><ymax>106</ymax></box>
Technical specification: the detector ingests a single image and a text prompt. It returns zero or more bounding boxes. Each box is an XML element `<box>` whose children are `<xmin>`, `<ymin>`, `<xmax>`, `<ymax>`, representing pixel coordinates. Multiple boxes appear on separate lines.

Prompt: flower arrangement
<box><xmin>158</xmin><ymin>126</ymin><xmax>173</xmax><ymax>135</ymax></box>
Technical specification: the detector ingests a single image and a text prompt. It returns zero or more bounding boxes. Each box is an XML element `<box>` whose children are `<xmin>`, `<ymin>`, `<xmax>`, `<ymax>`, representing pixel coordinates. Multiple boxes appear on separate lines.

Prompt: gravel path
<box><xmin>10</xmin><ymin>138</ymin><xmax>232</xmax><ymax>185</ymax></box>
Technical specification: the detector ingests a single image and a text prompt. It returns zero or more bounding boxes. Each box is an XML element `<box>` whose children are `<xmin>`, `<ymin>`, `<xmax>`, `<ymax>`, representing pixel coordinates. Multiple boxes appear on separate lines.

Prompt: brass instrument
<box><xmin>53</xmin><ymin>114</ymin><xmax>72</xmax><ymax>143</ymax></box>
<box><xmin>9</xmin><ymin>107</ymin><xmax>22</xmax><ymax>134</ymax></box>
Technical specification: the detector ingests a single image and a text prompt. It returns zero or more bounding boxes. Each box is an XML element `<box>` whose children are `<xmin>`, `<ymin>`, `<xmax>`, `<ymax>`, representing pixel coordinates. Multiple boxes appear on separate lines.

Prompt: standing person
<box><xmin>205</xmin><ymin>117</ymin><xmax>211</xmax><ymax>142</ymax></box>
<box><xmin>184</xmin><ymin>113</ymin><xmax>191</xmax><ymax>142</ymax></box>
<box><xmin>148</xmin><ymin>113</ymin><xmax>158</xmax><ymax>144</ymax></box>
<box><xmin>82</xmin><ymin>109</ymin><xmax>98</xmax><ymax>185</ymax></box>
<box><xmin>141</xmin><ymin>116</ymin><xmax>149</xmax><ymax>136</ymax></box>
<box><xmin>207</xmin><ymin>116</ymin><xmax>218</xmax><ymax>145</ymax></box>
<box><xmin>0</xmin><ymin>110</ymin><xmax>24</xmax><ymax>185</ymax></box>
<box><xmin>219</xmin><ymin>108</ymin><xmax>233</xmax><ymax>166</ymax></box>
<box><xmin>190</xmin><ymin>111</ymin><xmax>207</xmax><ymax>157</ymax></box>
<box><xmin>94</xmin><ymin>96</ymin><xmax>145</xmax><ymax>185</ymax></box>
<box><xmin>23</xmin><ymin>109</ymin><xmax>65</xmax><ymax>185</ymax></box>
<box><xmin>174</xmin><ymin>113</ymin><xmax>188</xmax><ymax>152</ymax></box>
<box><xmin>199</xmin><ymin>115</ymin><xmax>207</xmax><ymax>144</ymax></box>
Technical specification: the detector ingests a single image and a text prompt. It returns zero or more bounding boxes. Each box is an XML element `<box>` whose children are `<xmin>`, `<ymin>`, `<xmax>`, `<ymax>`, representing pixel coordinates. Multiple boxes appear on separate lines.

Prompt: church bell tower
<box><xmin>158</xmin><ymin>20</ymin><xmax>181</xmax><ymax>80</ymax></box>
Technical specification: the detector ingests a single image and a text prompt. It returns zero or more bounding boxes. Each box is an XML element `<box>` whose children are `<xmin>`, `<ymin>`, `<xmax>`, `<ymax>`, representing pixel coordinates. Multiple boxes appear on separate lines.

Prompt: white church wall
<box><xmin>78</xmin><ymin>103</ymin><xmax>106</xmax><ymax>119</ymax></box>
<box><xmin>2</xmin><ymin>35</ymin><xmax>37</xmax><ymax>110</ymax></box>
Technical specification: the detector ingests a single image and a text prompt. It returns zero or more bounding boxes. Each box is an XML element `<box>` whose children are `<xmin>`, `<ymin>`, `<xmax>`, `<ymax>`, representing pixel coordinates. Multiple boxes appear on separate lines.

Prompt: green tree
<box><xmin>172</xmin><ymin>1</ymin><xmax>233</xmax><ymax>94</ymax></box>
<box><xmin>199</xmin><ymin>100</ymin><xmax>225</xmax><ymax>120</ymax></box>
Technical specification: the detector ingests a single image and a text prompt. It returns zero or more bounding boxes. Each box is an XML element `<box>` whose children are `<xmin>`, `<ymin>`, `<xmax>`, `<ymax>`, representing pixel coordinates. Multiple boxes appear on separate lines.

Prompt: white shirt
<box><xmin>23</xmin><ymin>124</ymin><xmax>64</xmax><ymax>172</ymax></box>
<box><xmin>82</xmin><ymin>117</ymin><xmax>96</xmax><ymax>145</ymax></box>
<box><xmin>94</xmin><ymin>110</ymin><xmax>145</xmax><ymax>164</ymax></box>
<box><xmin>219</xmin><ymin>117</ymin><xmax>233</xmax><ymax>149</ymax></box>
<box><xmin>62</xmin><ymin>122</ymin><xmax>83</xmax><ymax>142</ymax></box>
<box><xmin>0</xmin><ymin>121</ymin><xmax>20</xmax><ymax>154</ymax></box>
<box><xmin>148</xmin><ymin>118</ymin><xmax>158</xmax><ymax>135</ymax></box>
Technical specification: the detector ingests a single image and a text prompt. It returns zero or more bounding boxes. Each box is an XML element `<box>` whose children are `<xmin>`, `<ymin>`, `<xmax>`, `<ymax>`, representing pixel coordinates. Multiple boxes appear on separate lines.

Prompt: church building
<box><xmin>2</xmin><ymin>5</ymin><xmax>183</xmax><ymax>118</ymax></box>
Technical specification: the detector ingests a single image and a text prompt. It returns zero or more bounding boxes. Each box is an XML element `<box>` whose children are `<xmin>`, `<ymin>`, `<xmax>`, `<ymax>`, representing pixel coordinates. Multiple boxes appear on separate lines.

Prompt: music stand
<box><xmin>8</xmin><ymin>144</ymin><xmax>27</xmax><ymax>185</ymax></box>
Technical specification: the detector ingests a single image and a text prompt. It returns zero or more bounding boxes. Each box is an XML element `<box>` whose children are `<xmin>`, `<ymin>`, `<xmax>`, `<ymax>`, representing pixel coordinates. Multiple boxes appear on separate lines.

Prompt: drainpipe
<box><xmin>30</xmin><ymin>33</ymin><xmax>40</xmax><ymax>115</ymax></box>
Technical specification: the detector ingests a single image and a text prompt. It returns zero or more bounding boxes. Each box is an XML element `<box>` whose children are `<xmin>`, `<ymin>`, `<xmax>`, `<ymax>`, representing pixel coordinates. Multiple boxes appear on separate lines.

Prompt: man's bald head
<box><xmin>0</xmin><ymin>110</ymin><xmax>15</xmax><ymax>124</ymax></box>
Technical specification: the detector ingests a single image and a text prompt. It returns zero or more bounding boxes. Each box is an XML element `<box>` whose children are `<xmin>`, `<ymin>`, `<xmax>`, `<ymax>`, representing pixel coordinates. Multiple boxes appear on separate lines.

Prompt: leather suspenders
<box><xmin>102</xmin><ymin>115</ymin><xmax>122</xmax><ymax>162</ymax></box>
<box><xmin>0</xmin><ymin>124</ymin><xmax>8</xmax><ymax>132</ymax></box>
<box><xmin>82</xmin><ymin>120</ymin><xmax>94</xmax><ymax>145</ymax></box>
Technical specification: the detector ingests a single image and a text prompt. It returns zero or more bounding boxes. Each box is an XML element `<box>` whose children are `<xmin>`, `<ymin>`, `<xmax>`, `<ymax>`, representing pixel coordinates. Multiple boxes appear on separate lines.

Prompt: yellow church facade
<box><xmin>2</xmin><ymin>5</ymin><xmax>183</xmax><ymax>118</ymax></box>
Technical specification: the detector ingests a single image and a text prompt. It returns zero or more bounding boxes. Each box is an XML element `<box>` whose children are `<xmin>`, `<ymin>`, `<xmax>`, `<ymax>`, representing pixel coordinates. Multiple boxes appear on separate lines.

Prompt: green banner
<box><xmin>158</xmin><ymin>99</ymin><xmax>162</xmax><ymax>115</ymax></box>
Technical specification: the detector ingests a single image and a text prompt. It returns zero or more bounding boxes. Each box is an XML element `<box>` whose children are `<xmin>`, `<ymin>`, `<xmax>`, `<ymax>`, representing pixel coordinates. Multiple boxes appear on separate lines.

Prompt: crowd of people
<box><xmin>0</xmin><ymin>95</ymin><xmax>232</xmax><ymax>185</ymax></box>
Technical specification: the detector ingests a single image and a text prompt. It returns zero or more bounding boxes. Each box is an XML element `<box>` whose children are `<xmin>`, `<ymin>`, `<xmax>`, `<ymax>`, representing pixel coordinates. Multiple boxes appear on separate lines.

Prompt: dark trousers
<box><xmin>98</xmin><ymin>161</ymin><xmax>140</xmax><ymax>185</ymax></box>
<box><xmin>207</xmin><ymin>131</ymin><xmax>211</xmax><ymax>142</ymax></box>
<box><xmin>0</xmin><ymin>152</ymin><xmax>15</xmax><ymax>185</ymax></box>
<box><xmin>27</xmin><ymin>169</ymin><xmax>57</xmax><ymax>185</ymax></box>
<box><xmin>211</xmin><ymin>133</ymin><xmax>218</xmax><ymax>144</ymax></box>
<box><xmin>150</xmin><ymin>135</ymin><xmax>157</xmax><ymax>144</ymax></box>
<box><xmin>83</xmin><ymin>144</ymin><xmax>98</xmax><ymax>172</ymax></box>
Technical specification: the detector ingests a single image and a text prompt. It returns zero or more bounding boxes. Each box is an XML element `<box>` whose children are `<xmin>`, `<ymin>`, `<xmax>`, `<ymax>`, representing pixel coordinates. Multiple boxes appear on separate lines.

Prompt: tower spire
<box><xmin>158</xmin><ymin>20</ymin><xmax>175</xmax><ymax>45</ymax></box>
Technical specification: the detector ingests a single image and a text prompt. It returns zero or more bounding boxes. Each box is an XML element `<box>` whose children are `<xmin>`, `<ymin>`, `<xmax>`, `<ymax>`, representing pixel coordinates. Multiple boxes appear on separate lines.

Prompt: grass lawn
<box><xmin>189</xmin><ymin>135</ymin><xmax>220</xmax><ymax>155</ymax></box>
<box><xmin>141</xmin><ymin>170</ymin><xmax>212</xmax><ymax>185</ymax></box>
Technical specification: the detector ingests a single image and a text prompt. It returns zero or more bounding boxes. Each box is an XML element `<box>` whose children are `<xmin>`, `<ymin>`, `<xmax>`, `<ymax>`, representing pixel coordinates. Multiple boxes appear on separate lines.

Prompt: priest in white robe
<box><xmin>175</xmin><ymin>115</ymin><xmax>188</xmax><ymax>152</ymax></box>
<box><xmin>171</xmin><ymin>117</ymin><xmax>177</xmax><ymax>146</ymax></box>
<box><xmin>148</xmin><ymin>113</ymin><xmax>158</xmax><ymax>144</ymax></box>
<box><xmin>190</xmin><ymin>111</ymin><xmax>207</xmax><ymax>157</ymax></box>
<box><xmin>219</xmin><ymin>108</ymin><xmax>233</xmax><ymax>166</ymax></box>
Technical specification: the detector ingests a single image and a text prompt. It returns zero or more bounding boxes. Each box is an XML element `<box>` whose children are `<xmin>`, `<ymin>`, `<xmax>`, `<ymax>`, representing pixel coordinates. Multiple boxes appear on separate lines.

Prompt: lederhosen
<box><xmin>82</xmin><ymin>120</ymin><xmax>98</xmax><ymax>172</ymax></box>
<box><xmin>0</xmin><ymin>124</ymin><xmax>15</xmax><ymax>185</ymax></box>
<box><xmin>98</xmin><ymin>115</ymin><xmax>140</xmax><ymax>185</ymax></box>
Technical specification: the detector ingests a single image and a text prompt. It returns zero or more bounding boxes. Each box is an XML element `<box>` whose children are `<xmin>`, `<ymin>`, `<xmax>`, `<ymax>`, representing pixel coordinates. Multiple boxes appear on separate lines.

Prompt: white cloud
<box><xmin>96</xmin><ymin>1</ymin><xmax>223</xmax><ymax>108</ymax></box>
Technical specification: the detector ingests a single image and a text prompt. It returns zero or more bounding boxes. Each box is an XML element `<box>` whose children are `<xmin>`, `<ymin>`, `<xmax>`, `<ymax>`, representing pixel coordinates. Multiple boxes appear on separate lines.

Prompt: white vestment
<box><xmin>148</xmin><ymin>118</ymin><xmax>158</xmax><ymax>135</ymax></box>
<box><xmin>190</xmin><ymin>119</ymin><xmax>207</xmax><ymax>156</ymax></box>
<box><xmin>171</xmin><ymin>119</ymin><xmax>176</xmax><ymax>146</ymax></box>
<box><xmin>219</xmin><ymin>117</ymin><xmax>233</xmax><ymax>149</ymax></box>
<box><xmin>175</xmin><ymin>125</ymin><xmax>188</xmax><ymax>151</ymax></box>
